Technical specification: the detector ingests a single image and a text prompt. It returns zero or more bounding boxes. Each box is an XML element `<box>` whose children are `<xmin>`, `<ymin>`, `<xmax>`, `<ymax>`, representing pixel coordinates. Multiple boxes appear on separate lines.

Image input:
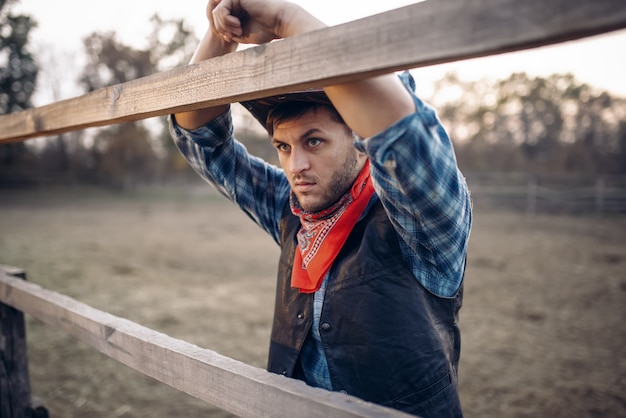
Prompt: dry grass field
<box><xmin>1</xmin><ymin>185</ymin><xmax>625</xmax><ymax>418</ymax></box>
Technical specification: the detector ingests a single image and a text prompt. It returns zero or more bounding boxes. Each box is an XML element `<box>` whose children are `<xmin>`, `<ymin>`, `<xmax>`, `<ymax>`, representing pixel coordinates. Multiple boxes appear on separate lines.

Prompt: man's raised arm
<box><xmin>182</xmin><ymin>0</ymin><xmax>415</xmax><ymax>137</ymax></box>
<box><xmin>173</xmin><ymin>1</ymin><xmax>239</xmax><ymax>130</ymax></box>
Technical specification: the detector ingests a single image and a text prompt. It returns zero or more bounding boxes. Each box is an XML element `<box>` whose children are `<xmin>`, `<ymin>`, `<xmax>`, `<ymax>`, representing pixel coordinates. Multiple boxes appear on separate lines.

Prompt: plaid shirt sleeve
<box><xmin>355</xmin><ymin>72</ymin><xmax>472</xmax><ymax>298</ymax></box>
<box><xmin>168</xmin><ymin>110</ymin><xmax>290</xmax><ymax>245</ymax></box>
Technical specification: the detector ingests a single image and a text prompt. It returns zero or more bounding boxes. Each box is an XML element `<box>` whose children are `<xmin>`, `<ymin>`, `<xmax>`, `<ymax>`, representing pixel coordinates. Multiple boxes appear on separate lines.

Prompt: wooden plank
<box><xmin>0</xmin><ymin>0</ymin><xmax>624</xmax><ymax>143</ymax></box>
<box><xmin>0</xmin><ymin>267</ymin><xmax>33</xmax><ymax>418</ymax></box>
<box><xmin>0</xmin><ymin>272</ymin><xmax>413</xmax><ymax>418</ymax></box>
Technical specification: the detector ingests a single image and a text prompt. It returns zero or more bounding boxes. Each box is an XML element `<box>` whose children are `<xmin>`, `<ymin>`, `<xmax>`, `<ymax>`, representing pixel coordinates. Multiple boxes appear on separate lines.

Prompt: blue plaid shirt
<box><xmin>169</xmin><ymin>72</ymin><xmax>472</xmax><ymax>391</ymax></box>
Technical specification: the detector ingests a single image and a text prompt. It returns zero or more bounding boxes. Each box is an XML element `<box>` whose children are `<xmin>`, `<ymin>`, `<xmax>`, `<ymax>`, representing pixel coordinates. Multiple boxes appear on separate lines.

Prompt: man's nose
<box><xmin>288</xmin><ymin>149</ymin><xmax>310</xmax><ymax>174</ymax></box>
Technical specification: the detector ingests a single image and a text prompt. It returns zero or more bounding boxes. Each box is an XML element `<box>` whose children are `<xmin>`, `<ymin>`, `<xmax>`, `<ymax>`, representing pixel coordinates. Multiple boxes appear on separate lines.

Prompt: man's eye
<box><xmin>307</xmin><ymin>138</ymin><xmax>321</xmax><ymax>147</ymax></box>
<box><xmin>276</xmin><ymin>143</ymin><xmax>290</xmax><ymax>152</ymax></box>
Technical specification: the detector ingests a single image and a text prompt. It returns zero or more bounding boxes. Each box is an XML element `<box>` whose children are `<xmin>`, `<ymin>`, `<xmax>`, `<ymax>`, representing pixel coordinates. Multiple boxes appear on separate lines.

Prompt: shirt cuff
<box><xmin>168</xmin><ymin>108</ymin><xmax>233</xmax><ymax>150</ymax></box>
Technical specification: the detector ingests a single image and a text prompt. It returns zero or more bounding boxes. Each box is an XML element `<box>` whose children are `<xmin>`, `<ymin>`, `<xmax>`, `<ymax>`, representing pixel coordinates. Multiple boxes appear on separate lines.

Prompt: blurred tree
<box><xmin>564</xmin><ymin>84</ymin><xmax>622</xmax><ymax>174</ymax></box>
<box><xmin>0</xmin><ymin>0</ymin><xmax>39</xmax><ymax>184</ymax></box>
<box><xmin>77</xmin><ymin>15</ymin><xmax>198</xmax><ymax>188</ymax></box>
<box><xmin>432</xmin><ymin>71</ymin><xmax>626</xmax><ymax>176</ymax></box>
<box><xmin>95</xmin><ymin>123</ymin><xmax>159</xmax><ymax>189</ymax></box>
<box><xmin>35</xmin><ymin>48</ymin><xmax>85</xmax><ymax>184</ymax></box>
<box><xmin>80</xmin><ymin>33</ymin><xmax>152</xmax><ymax>90</ymax></box>
<box><xmin>0</xmin><ymin>0</ymin><xmax>37</xmax><ymax>113</ymax></box>
<box><xmin>146</xmin><ymin>14</ymin><xmax>198</xmax><ymax>73</ymax></box>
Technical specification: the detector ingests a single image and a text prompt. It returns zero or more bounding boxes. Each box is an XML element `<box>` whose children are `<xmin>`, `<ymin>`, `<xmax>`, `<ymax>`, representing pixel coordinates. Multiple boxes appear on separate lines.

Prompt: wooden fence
<box><xmin>466</xmin><ymin>173</ymin><xmax>626</xmax><ymax>215</ymax></box>
<box><xmin>1</xmin><ymin>0</ymin><xmax>626</xmax><ymax>416</ymax></box>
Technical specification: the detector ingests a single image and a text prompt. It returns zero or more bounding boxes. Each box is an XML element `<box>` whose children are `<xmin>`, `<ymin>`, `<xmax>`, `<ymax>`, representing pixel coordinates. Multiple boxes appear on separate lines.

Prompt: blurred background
<box><xmin>1</xmin><ymin>1</ymin><xmax>625</xmax><ymax>417</ymax></box>
<box><xmin>2</xmin><ymin>0</ymin><xmax>626</xmax><ymax>207</ymax></box>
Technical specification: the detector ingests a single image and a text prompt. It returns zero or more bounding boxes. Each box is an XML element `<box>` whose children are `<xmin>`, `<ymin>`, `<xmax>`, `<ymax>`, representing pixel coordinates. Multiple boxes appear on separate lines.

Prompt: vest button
<box><xmin>320</xmin><ymin>322</ymin><xmax>331</xmax><ymax>331</ymax></box>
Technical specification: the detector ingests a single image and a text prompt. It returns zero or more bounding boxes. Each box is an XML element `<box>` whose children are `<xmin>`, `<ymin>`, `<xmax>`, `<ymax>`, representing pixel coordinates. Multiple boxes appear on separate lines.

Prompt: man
<box><xmin>169</xmin><ymin>1</ymin><xmax>472</xmax><ymax>416</ymax></box>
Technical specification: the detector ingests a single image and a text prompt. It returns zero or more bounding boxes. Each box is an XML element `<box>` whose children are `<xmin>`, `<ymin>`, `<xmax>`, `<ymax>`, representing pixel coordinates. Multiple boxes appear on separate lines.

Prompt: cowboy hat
<box><xmin>240</xmin><ymin>89</ymin><xmax>331</xmax><ymax>132</ymax></box>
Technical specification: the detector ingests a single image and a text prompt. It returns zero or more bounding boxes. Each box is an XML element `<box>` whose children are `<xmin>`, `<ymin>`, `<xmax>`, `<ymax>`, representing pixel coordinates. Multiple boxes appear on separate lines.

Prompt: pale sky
<box><xmin>13</xmin><ymin>0</ymin><xmax>626</xmax><ymax>105</ymax></box>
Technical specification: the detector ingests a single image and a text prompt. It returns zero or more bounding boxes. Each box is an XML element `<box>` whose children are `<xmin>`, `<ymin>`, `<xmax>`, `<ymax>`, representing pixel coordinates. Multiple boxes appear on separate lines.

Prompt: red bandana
<box><xmin>289</xmin><ymin>161</ymin><xmax>375</xmax><ymax>293</ymax></box>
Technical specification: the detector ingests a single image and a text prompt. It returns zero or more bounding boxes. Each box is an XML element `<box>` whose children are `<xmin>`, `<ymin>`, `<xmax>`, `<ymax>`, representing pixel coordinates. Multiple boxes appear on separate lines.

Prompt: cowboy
<box><xmin>169</xmin><ymin>1</ymin><xmax>472</xmax><ymax>416</ymax></box>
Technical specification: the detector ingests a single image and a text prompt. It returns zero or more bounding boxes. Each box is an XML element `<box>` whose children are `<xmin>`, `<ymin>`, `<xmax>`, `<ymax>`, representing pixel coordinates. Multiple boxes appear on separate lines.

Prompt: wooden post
<box><xmin>0</xmin><ymin>265</ymin><xmax>48</xmax><ymax>418</ymax></box>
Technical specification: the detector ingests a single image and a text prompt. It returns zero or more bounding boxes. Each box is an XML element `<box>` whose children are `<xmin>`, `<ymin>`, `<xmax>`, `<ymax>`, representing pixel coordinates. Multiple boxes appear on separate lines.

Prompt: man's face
<box><xmin>271</xmin><ymin>107</ymin><xmax>367</xmax><ymax>212</ymax></box>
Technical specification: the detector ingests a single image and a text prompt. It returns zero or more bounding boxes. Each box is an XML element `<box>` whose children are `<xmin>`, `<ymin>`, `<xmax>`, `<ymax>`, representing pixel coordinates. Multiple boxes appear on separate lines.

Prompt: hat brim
<box><xmin>240</xmin><ymin>89</ymin><xmax>331</xmax><ymax>132</ymax></box>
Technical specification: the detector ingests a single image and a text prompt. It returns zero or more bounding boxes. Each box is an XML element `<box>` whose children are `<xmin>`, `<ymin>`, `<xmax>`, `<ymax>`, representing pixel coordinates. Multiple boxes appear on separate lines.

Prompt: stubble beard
<box><xmin>295</xmin><ymin>150</ymin><xmax>360</xmax><ymax>213</ymax></box>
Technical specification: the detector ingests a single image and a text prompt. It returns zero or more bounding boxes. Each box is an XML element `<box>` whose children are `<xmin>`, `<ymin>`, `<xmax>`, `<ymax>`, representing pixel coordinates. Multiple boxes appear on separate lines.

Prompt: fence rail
<box><xmin>467</xmin><ymin>174</ymin><xmax>626</xmax><ymax>214</ymax></box>
<box><xmin>0</xmin><ymin>267</ymin><xmax>411</xmax><ymax>418</ymax></box>
<box><xmin>1</xmin><ymin>0</ymin><xmax>626</xmax><ymax>416</ymax></box>
<box><xmin>1</xmin><ymin>0</ymin><xmax>625</xmax><ymax>143</ymax></box>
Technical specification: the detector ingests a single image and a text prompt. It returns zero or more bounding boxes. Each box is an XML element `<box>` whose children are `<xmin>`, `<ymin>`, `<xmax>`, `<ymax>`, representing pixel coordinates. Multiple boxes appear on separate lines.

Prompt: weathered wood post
<box><xmin>0</xmin><ymin>265</ymin><xmax>48</xmax><ymax>418</ymax></box>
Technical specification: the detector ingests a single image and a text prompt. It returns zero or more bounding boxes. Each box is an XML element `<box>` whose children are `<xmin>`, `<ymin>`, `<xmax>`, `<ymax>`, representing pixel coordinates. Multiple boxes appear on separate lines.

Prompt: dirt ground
<box><xmin>0</xmin><ymin>186</ymin><xmax>625</xmax><ymax>418</ymax></box>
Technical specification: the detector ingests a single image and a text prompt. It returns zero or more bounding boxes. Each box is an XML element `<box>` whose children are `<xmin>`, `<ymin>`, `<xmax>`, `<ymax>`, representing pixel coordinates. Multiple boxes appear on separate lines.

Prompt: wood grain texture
<box><xmin>0</xmin><ymin>0</ymin><xmax>624</xmax><ymax>143</ymax></box>
<box><xmin>0</xmin><ymin>271</ymin><xmax>412</xmax><ymax>418</ymax></box>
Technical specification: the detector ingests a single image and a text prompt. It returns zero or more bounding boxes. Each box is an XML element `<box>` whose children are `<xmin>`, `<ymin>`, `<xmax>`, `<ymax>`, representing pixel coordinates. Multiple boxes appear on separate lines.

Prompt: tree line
<box><xmin>1</xmin><ymin>0</ymin><xmax>624</xmax><ymax>190</ymax></box>
<box><xmin>432</xmin><ymin>72</ymin><xmax>626</xmax><ymax>177</ymax></box>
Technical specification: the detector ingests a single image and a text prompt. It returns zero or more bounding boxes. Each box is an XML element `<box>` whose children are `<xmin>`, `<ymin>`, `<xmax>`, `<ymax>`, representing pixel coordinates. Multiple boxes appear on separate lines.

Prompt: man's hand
<box><xmin>208</xmin><ymin>0</ymin><xmax>325</xmax><ymax>44</ymax></box>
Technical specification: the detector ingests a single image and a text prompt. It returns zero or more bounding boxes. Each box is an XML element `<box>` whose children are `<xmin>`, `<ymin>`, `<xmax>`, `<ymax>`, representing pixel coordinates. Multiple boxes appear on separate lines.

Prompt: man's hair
<box><xmin>265</xmin><ymin>101</ymin><xmax>349</xmax><ymax>137</ymax></box>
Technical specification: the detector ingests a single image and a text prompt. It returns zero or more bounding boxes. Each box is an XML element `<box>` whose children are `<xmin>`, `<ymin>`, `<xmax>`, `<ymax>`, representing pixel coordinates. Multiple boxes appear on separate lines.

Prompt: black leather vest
<box><xmin>268</xmin><ymin>200</ymin><xmax>464</xmax><ymax>417</ymax></box>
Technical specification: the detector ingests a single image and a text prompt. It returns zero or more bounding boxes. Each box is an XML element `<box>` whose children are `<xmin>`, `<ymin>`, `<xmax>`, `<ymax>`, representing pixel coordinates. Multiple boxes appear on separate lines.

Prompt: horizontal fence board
<box><xmin>1</xmin><ymin>0</ymin><xmax>625</xmax><ymax>143</ymax></box>
<box><xmin>466</xmin><ymin>174</ymin><xmax>626</xmax><ymax>214</ymax></box>
<box><xmin>0</xmin><ymin>270</ymin><xmax>412</xmax><ymax>418</ymax></box>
